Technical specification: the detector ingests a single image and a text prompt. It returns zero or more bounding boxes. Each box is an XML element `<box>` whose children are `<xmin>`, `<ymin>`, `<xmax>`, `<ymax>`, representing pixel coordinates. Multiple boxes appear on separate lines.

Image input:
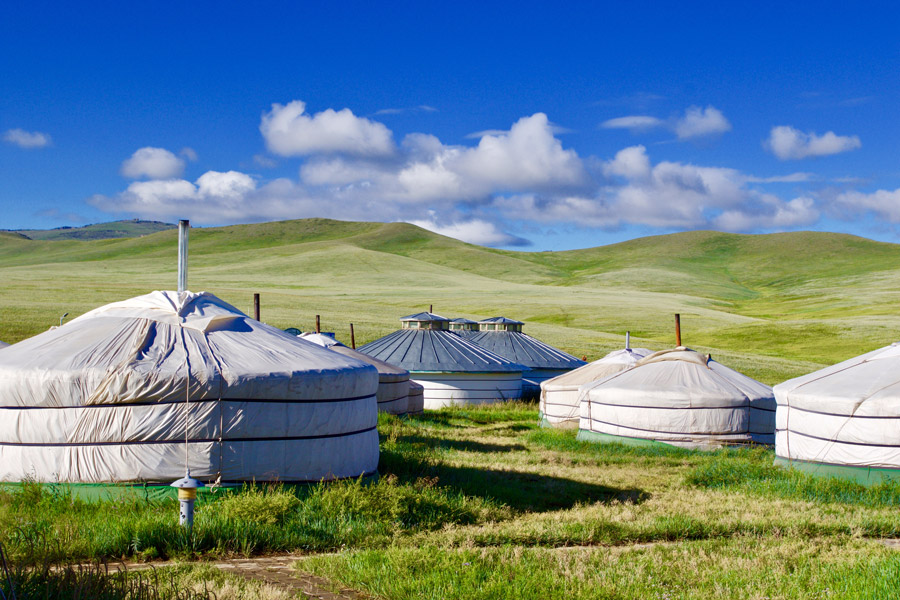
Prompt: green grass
<box><xmin>3</xmin><ymin>218</ymin><xmax>900</xmax><ymax>384</ymax></box>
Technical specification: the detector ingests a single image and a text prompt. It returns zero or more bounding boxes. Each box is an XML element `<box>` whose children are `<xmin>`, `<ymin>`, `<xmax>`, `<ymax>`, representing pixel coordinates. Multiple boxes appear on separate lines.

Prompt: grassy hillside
<box><xmin>1</xmin><ymin>218</ymin><xmax>898</xmax><ymax>384</ymax></box>
<box><xmin>11</xmin><ymin>219</ymin><xmax>175</xmax><ymax>240</ymax></box>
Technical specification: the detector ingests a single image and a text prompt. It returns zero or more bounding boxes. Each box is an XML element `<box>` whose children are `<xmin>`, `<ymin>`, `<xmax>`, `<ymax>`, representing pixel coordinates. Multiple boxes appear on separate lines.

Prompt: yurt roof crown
<box><xmin>400</xmin><ymin>312</ymin><xmax>450</xmax><ymax>330</ymax></box>
<box><xmin>449</xmin><ymin>318</ymin><xmax>478</xmax><ymax>331</ymax></box>
<box><xmin>478</xmin><ymin>316</ymin><xmax>523</xmax><ymax>332</ymax></box>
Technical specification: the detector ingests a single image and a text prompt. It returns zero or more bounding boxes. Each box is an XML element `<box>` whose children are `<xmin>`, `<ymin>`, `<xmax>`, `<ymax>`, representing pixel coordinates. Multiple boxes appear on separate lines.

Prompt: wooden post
<box><xmin>253</xmin><ymin>293</ymin><xmax>260</xmax><ymax>321</ymax></box>
<box><xmin>315</xmin><ymin>315</ymin><xmax>320</xmax><ymax>333</ymax></box>
<box><xmin>350</xmin><ymin>323</ymin><xmax>356</xmax><ymax>349</ymax></box>
<box><xmin>675</xmin><ymin>314</ymin><xmax>682</xmax><ymax>346</ymax></box>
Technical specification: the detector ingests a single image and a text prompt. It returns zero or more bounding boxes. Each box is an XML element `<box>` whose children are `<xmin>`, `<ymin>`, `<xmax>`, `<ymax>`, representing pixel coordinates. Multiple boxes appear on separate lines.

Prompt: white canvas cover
<box><xmin>406</xmin><ymin>381</ymin><xmax>424</xmax><ymax>415</ymax></box>
<box><xmin>0</xmin><ymin>291</ymin><xmax>380</xmax><ymax>483</ymax></box>
<box><xmin>774</xmin><ymin>342</ymin><xmax>900</xmax><ymax>469</ymax></box>
<box><xmin>540</xmin><ymin>347</ymin><xmax>652</xmax><ymax>428</ymax></box>
<box><xmin>300</xmin><ymin>332</ymin><xmax>410</xmax><ymax>415</ymax></box>
<box><xmin>580</xmin><ymin>347</ymin><xmax>775</xmax><ymax>448</ymax></box>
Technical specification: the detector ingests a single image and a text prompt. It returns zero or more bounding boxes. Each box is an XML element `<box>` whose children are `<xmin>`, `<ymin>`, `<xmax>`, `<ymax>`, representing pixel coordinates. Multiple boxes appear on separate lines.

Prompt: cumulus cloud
<box><xmin>766</xmin><ymin>126</ymin><xmax>861</xmax><ymax>160</ymax></box>
<box><xmin>831</xmin><ymin>188</ymin><xmax>900</xmax><ymax>223</ymax></box>
<box><xmin>600</xmin><ymin>116</ymin><xmax>665</xmax><ymax>132</ymax></box>
<box><xmin>674</xmin><ymin>106</ymin><xmax>731</xmax><ymax>139</ymax></box>
<box><xmin>260</xmin><ymin>100</ymin><xmax>395</xmax><ymax>157</ymax></box>
<box><xmin>408</xmin><ymin>218</ymin><xmax>530</xmax><ymax>247</ymax></box>
<box><xmin>495</xmin><ymin>145</ymin><xmax>819</xmax><ymax>232</ymax></box>
<box><xmin>180</xmin><ymin>147</ymin><xmax>198</xmax><ymax>162</ymax></box>
<box><xmin>600</xmin><ymin>106</ymin><xmax>731</xmax><ymax>139</ymax></box>
<box><xmin>3</xmin><ymin>128</ymin><xmax>52</xmax><ymax>148</ymax></box>
<box><xmin>120</xmin><ymin>147</ymin><xmax>185</xmax><ymax>179</ymax></box>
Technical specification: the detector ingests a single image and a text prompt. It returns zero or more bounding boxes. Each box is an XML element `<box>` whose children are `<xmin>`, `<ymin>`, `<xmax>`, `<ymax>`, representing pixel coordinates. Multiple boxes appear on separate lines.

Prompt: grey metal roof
<box><xmin>450</xmin><ymin>318</ymin><xmax>477</xmax><ymax>324</ymax></box>
<box><xmin>400</xmin><ymin>312</ymin><xmax>450</xmax><ymax>322</ymax></box>
<box><xmin>467</xmin><ymin>330</ymin><xmax>586</xmax><ymax>370</ymax></box>
<box><xmin>358</xmin><ymin>329</ymin><xmax>525</xmax><ymax>373</ymax></box>
<box><xmin>478</xmin><ymin>316</ymin><xmax>524</xmax><ymax>325</ymax></box>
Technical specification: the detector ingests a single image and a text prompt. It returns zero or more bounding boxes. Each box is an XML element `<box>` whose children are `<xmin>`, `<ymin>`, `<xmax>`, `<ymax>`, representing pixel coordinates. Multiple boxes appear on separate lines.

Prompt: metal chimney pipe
<box><xmin>177</xmin><ymin>220</ymin><xmax>189</xmax><ymax>292</ymax></box>
<box><xmin>625</xmin><ymin>331</ymin><xmax>631</xmax><ymax>350</ymax></box>
<box><xmin>675</xmin><ymin>314</ymin><xmax>682</xmax><ymax>347</ymax></box>
<box><xmin>350</xmin><ymin>323</ymin><xmax>356</xmax><ymax>349</ymax></box>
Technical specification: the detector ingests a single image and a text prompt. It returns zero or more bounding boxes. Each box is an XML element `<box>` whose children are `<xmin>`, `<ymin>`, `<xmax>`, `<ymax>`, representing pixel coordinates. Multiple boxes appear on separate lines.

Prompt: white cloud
<box><xmin>180</xmin><ymin>147</ymin><xmax>198</xmax><ymax>162</ymax></box>
<box><xmin>120</xmin><ymin>147</ymin><xmax>185</xmax><ymax>179</ymax></box>
<box><xmin>260</xmin><ymin>100</ymin><xmax>395</xmax><ymax>157</ymax></box>
<box><xmin>408</xmin><ymin>218</ymin><xmax>530</xmax><ymax>247</ymax></box>
<box><xmin>600</xmin><ymin>116</ymin><xmax>665</xmax><ymax>131</ymax></box>
<box><xmin>744</xmin><ymin>172</ymin><xmax>815</xmax><ymax>183</ymax></box>
<box><xmin>253</xmin><ymin>154</ymin><xmax>278</xmax><ymax>168</ymax></box>
<box><xmin>674</xmin><ymin>106</ymin><xmax>731</xmax><ymax>139</ymax></box>
<box><xmin>495</xmin><ymin>145</ymin><xmax>819</xmax><ymax>232</ymax></box>
<box><xmin>3</xmin><ymin>128</ymin><xmax>52</xmax><ymax>149</ymax></box>
<box><xmin>766</xmin><ymin>125</ymin><xmax>861</xmax><ymax>160</ymax></box>
<box><xmin>600</xmin><ymin>106</ymin><xmax>730</xmax><ymax>139</ymax></box>
<box><xmin>832</xmin><ymin>188</ymin><xmax>900</xmax><ymax>223</ymax></box>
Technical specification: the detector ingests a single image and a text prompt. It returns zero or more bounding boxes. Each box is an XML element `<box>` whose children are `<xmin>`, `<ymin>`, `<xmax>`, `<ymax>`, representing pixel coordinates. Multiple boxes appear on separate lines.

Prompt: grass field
<box><xmin>2</xmin><ymin>218</ymin><xmax>900</xmax><ymax>384</ymax></box>
<box><xmin>1</xmin><ymin>406</ymin><xmax>899</xmax><ymax>599</ymax></box>
<box><xmin>2</xmin><ymin>218</ymin><xmax>900</xmax><ymax>597</ymax></box>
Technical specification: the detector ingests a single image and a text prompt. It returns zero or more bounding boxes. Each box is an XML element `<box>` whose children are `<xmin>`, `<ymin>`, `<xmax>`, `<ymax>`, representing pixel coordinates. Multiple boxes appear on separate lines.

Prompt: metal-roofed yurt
<box><xmin>0</xmin><ymin>291</ymin><xmax>380</xmax><ymax>483</ymax></box>
<box><xmin>468</xmin><ymin>317</ymin><xmax>586</xmax><ymax>397</ymax></box>
<box><xmin>358</xmin><ymin>312</ymin><xmax>524</xmax><ymax>409</ymax></box>
<box><xmin>773</xmin><ymin>342</ymin><xmax>900</xmax><ymax>483</ymax></box>
<box><xmin>578</xmin><ymin>347</ymin><xmax>775</xmax><ymax>448</ymax></box>
<box><xmin>540</xmin><ymin>343</ymin><xmax>653</xmax><ymax>428</ymax></box>
<box><xmin>300</xmin><ymin>331</ymin><xmax>410</xmax><ymax>415</ymax></box>
<box><xmin>449</xmin><ymin>318</ymin><xmax>479</xmax><ymax>338</ymax></box>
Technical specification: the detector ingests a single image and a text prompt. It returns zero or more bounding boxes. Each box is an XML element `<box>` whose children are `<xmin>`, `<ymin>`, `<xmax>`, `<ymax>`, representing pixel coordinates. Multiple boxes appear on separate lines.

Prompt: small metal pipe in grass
<box><xmin>177</xmin><ymin>220</ymin><xmax>189</xmax><ymax>293</ymax></box>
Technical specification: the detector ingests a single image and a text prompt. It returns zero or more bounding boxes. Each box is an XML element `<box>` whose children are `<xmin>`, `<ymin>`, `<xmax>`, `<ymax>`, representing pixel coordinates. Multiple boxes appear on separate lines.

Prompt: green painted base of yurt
<box><xmin>773</xmin><ymin>457</ymin><xmax>900</xmax><ymax>485</ymax></box>
<box><xmin>576</xmin><ymin>429</ymin><xmax>674</xmax><ymax>448</ymax></box>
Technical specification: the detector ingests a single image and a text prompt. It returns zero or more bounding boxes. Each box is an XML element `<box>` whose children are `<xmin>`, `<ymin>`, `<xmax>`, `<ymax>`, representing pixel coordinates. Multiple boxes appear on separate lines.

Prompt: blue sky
<box><xmin>2</xmin><ymin>1</ymin><xmax>899</xmax><ymax>250</ymax></box>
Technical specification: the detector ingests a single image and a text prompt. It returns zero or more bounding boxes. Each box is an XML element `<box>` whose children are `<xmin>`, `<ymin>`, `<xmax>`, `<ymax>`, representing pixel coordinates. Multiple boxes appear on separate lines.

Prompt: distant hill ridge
<box><xmin>10</xmin><ymin>219</ymin><xmax>175</xmax><ymax>241</ymax></box>
<box><xmin>0</xmin><ymin>218</ymin><xmax>898</xmax><ymax>302</ymax></box>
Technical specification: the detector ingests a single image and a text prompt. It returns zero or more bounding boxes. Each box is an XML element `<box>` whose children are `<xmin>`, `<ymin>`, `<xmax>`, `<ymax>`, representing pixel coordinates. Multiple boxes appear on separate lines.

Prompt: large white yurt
<box><xmin>0</xmin><ymin>291</ymin><xmax>380</xmax><ymax>483</ymax></box>
<box><xmin>449</xmin><ymin>318</ymin><xmax>479</xmax><ymax>338</ymax></box>
<box><xmin>358</xmin><ymin>312</ymin><xmax>524</xmax><ymax>410</ymax></box>
<box><xmin>578</xmin><ymin>347</ymin><xmax>775</xmax><ymax>448</ymax></box>
<box><xmin>773</xmin><ymin>342</ymin><xmax>900</xmax><ymax>483</ymax></box>
<box><xmin>300</xmin><ymin>331</ymin><xmax>411</xmax><ymax>415</ymax></box>
<box><xmin>540</xmin><ymin>345</ymin><xmax>653</xmax><ymax>428</ymax></box>
<box><xmin>468</xmin><ymin>317</ymin><xmax>586</xmax><ymax>397</ymax></box>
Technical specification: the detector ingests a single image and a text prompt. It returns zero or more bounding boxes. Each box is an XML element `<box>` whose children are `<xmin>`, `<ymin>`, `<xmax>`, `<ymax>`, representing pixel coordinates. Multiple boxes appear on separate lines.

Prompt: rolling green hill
<box><xmin>1</xmin><ymin>218</ymin><xmax>898</xmax><ymax>385</ymax></box>
<box><xmin>10</xmin><ymin>219</ymin><xmax>175</xmax><ymax>241</ymax></box>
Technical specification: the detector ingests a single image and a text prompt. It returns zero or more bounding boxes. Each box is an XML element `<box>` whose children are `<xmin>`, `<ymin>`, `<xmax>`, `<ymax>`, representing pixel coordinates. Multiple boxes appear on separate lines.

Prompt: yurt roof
<box><xmin>0</xmin><ymin>341</ymin><xmax>8</xmax><ymax>349</ymax></box>
<box><xmin>450</xmin><ymin>318</ymin><xmax>477</xmax><ymax>324</ymax></box>
<box><xmin>0</xmin><ymin>290</ymin><xmax>378</xmax><ymax>407</ymax></box>
<box><xmin>585</xmin><ymin>347</ymin><xmax>773</xmax><ymax>405</ymax></box>
<box><xmin>299</xmin><ymin>331</ymin><xmax>409</xmax><ymax>379</ymax></box>
<box><xmin>401</xmin><ymin>312</ymin><xmax>449</xmax><ymax>323</ymax></box>
<box><xmin>773</xmin><ymin>341</ymin><xmax>900</xmax><ymax>415</ymax></box>
<box><xmin>468</xmin><ymin>328</ymin><xmax>586</xmax><ymax>370</ymax></box>
<box><xmin>358</xmin><ymin>328</ymin><xmax>525</xmax><ymax>373</ymax></box>
<box><xmin>478</xmin><ymin>316</ymin><xmax>524</xmax><ymax>325</ymax></box>
<box><xmin>542</xmin><ymin>347</ymin><xmax>653</xmax><ymax>391</ymax></box>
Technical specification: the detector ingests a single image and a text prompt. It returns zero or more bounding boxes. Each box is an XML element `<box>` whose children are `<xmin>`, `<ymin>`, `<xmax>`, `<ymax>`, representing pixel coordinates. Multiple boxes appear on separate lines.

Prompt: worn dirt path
<box><xmin>109</xmin><ymin>555</ymin><xmax>367</xmax><ymax>599</ymax></box>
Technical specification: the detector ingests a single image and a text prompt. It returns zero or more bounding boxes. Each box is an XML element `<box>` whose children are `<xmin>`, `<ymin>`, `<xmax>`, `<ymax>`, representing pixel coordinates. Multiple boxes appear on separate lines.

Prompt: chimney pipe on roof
<box><xmin>625</xmin><ymin>331</ymin><xmax>630</xmax><ymax>350</ymax></box>
<box><xmin>177</xmin><ymin>220</ymin><xmax>189</xmax><ymax>293</ymax></box>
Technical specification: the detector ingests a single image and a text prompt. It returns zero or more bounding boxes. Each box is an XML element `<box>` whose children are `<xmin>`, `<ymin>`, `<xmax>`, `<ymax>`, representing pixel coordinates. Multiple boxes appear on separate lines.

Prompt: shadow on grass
<box><xmin>397</xmin><ymin>435</ymin><xmax>527</xmax><ymax>454</ymax></box>
<box><xmin>380</xmin><ymin>446</ymin><xmax>647</xmax><ymax>512</ymax></box>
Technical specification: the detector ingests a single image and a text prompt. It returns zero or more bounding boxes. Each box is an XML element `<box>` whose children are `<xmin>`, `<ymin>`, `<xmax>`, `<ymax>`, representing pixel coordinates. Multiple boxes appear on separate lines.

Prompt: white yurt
<box><xmin>449</xmin><ymin>318</ymin><xmax>479</xmax><ymax>338</ymax></box>
<box><xmin>468</xmin><ymin>317</ymin><xmax>586</xmax><ymax>397</ymax></box>
<box><xmin>406</xmin><ymin>381</ymin><xmax>425</xmax><ymax>415</ymax></box>
<box><xmin>540</xmin><ymin>344</ymin><xmax>653</xmax><ymax>428</ymax></box>
<box><xmin>578</xmin><ymin>347</ymin><xmax>775</xmax><ymax>448</ymax></box>
<box><xmin>0</xmin><ymin>291</ymin><xmax>380</xmax><ymax>483</ymax></box>
<box><xmin>773</xmin><ymin>342</ymin><xmax>900</xmax><ymax>483</ymax></box>
<box><xmin>0</xmin><ymin>341</ymin><xmax>9</xmax><ymax>349</ymax></box>
<box><xmin>300</xmin><ymin>331</ymin><xmax>411</xmax><ymax>415</ymax></box>
<box><xmin>358</xmin><ymin>312</ymin><xmax>524</xmax><ymax>409</ymax></box>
